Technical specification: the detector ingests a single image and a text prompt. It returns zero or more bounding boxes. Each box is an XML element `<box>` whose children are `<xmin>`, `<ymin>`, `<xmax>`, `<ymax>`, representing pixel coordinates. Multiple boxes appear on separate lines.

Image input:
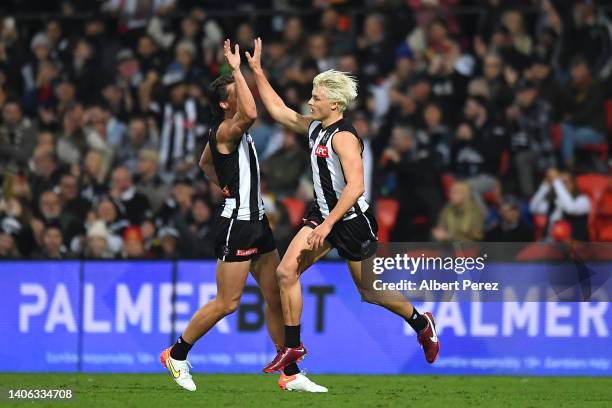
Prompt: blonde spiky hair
<box><xmin>312</xmin><ymin>70</ymin><xmax>358</xmax><ymax>112</ymax></box>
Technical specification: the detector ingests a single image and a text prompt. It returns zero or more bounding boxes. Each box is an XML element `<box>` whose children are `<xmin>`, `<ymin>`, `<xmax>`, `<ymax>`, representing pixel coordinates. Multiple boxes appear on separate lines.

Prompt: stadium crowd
<box><xmin>0</xmin><ymin>0</ymin><xmax>611</xmax><ymax>259</ymax></box>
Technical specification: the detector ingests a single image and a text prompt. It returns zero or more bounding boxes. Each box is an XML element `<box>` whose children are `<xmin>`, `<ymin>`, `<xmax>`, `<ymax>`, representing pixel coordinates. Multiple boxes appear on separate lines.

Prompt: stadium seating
<box><xmin>576</xmin><ymin>173</ymin><xmax>612</xmax><ymax>240</ymax></box>
<box><xmin>281</xmin><ymin>197</ymin><xmax>306</xmax><ymax>229</ymax></box>
<box><xmin>375</xmin><ymin>197</ymin><xmax>400</xmax><ymax>243</ymax></box>
<box><xmin>593</xmin><ymin>185</ymin><xmax>612</xmax><ymax>241</ymax></box>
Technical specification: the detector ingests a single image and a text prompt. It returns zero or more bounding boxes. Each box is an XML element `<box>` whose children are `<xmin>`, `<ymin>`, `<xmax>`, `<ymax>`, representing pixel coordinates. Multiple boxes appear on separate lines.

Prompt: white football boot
<box><xmin>278</xmin><ymin>372</ymin><xmax>328</xmax><ymax>392</ymax></box>
<box><xmin>160</xmin><ymin>347</ymin><xmax>197</xmax><ymax>392</ymax></box>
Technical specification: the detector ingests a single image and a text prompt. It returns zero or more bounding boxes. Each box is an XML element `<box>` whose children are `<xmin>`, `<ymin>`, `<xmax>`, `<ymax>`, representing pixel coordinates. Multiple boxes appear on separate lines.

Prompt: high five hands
<box><xmin>223</xmin><ymin>39</ymin><xmax>241</xmax><ymax>71</ymax></box>
<box><xmin>245</xmin><ymin>37</ymin><xmax>263</xmax><ymax>73</ymax></box>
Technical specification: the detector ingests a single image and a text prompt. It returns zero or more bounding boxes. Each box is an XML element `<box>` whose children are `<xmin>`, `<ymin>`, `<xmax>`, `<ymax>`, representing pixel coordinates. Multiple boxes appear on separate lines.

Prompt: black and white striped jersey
<box><xmin>209</xmin><ymin>122</ymin><xmax>265</xmax><ymax>221</ymax></box>
<box><xmin>308</xmin><ymin>118</ymin><xmax>370</xmax><ymax>221</ymax></box>
<box><xmin>155</xmin><ymin>98</ymin><xmax>205</xmax><ymax>172</ymax></box>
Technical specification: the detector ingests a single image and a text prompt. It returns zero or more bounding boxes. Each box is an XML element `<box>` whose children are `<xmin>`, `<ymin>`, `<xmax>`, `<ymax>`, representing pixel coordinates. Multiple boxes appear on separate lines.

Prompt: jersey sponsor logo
<box><xmin>236</xmin><ymin>248</ymin><xmax>258</xmax><ymax>256</ymax></box>
<box><xmin>222</xmin><ymin>185</ymin><xmax>231</xmax><ymax>197</ymax></box>
<box><xmin>184</xmin><ymin>120</ymin><xmax>194</xmax><ymax>129</ymax></box>
<box><xmin>315</xmin><ymin>145</ymin><xmax>329</xmax><ymax>158</ymax></box>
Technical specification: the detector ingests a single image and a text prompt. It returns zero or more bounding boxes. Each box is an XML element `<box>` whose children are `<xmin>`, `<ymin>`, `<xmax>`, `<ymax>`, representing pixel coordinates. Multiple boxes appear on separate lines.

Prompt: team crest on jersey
<box><xmin>315</xmin><ymin>144</ymin><xmax>329</xmax><ymax>158</ymax></box>
<box><xmin>222</xmin><ymin>185</ymin><xmax>231</xmax><ymax>197</ymax></box>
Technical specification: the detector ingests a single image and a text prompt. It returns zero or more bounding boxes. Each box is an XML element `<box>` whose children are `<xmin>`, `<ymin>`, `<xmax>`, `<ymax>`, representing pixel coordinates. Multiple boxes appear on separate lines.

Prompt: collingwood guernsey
<box><xmin>209</xmin><ymin>122</ymin><xmax>265</xmax><ymax>221</ymax></box>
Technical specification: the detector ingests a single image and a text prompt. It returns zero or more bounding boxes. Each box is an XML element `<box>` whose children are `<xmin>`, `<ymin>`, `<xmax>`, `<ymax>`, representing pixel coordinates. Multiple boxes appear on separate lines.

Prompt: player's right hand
<box><xmin>224</xmin><ymin>39</ymin><xmax>241</xmax><ymax>71</ymax></box>
<box><xmin>245</xmin><ymin>37</ymin><xmax>262</xmax><ymax>72</ymax></box>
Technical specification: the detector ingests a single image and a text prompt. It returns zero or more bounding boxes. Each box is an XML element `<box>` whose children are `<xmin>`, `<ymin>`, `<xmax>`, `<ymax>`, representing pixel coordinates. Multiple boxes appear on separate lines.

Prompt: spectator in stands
<box><xmin>150</xmin><ymin>74</ymin><xmax>203</xmax><ymax>182</ymax></box>
<box><xmin>461</xmin><ymin>95</ymin><xmax>507</xmax><ymax>203</ymax></box>
<box><xmin>29</xmin><ymin>145</ymin><xmax>65</xmax><ymax>202</ymax></box>
<box><xmin>357</xmin><ymin>12</ymin><xmax>395</xmax><ymax>88</ymax></box>
<box><xmin>523</xmin><ymin>56</ymin><xmax>563</xmax><ymax>118</ymax></box>
<box><xmin>189</xmin><ymin>195</ymin><xmax>214</xmax><ymax>259</ymax></box>
<box><xmin>110</xmin><ymin>165</ymin><xmax>152</xmax><ymax>224</ymax></box>
<box><xmin>134</xmin><ymin>148</ymin><xmax>169</xmax><ymax>213</ymax></box>
<box><xmin>156</xmin><ymin>225</ymin><xmax>180</xmax><ymax>258</ymax></box>
<box><xmin>419</xmin><ymin>102</ymin><xmax>451</xmax><ymax>170</ymax></box>
<box><xmin>282</xmin><ymin>16</ymin><xmax>306</xmax><ymax>60</ymax></box>
<box><xmin>561</xmin><ymin>0</ymin><xmax>612</xmax><ymax>78</ymax></box>
<box><xmin>155</xmin><ymin>178</ymin><xmax>195</xmax><ymax>257</ymax></box>
<box><xmin>33</xmin><ymin>222</ymin><xmax>68</xmax><ymax>259</ymax></box>
<box><xmin>506</xmin><ymin>80</ymin><xmax>555</xmax><ymax>198</ymax></box>
<box><xmin>91</xmin><ymin>196</ymin><xmax>127</xmax><ymax>254</ymax></box>
<box><xmin>0</xmin><ymin>99</ymin><xmax>37</xmax><ymax>171</ymax></box>
<box><xmin>115</xmin><ymin>117</ymin><xmax>158</xmax><ymax>173</ymax></box>
<box><xmin>320</xmin><ymin>7</ymin><xmax>353</xmax><ymax>56</ymax></box>
<box><xmin>121</xmin><ymin>225</ymin><xmax>148</xmax><ymax>259</ymax></box>
<box><xmin>22</xmin><ymin>32</ymin><xmax>55</xmax><ymax>95</ymax></box>
<box><xmin>432</xmin><ymin>181</ymin><xmax>485</xmax><ymax>242</ymax></box>
<box><xmin>58</xmin><ymin>173</ymin><xmax>91</xmax><ymax>221</ymax></box>
<box><xmin>559</xmin><ymin>55</ymin><xmax>607</xmax><ymax>170</ymax></box>
<box><xmin>56</xmin><ymin>104</ymin><xmax>88</xmax><ymax>166</ymax></box>
<box><xmin>81</xmin><ymin>149</ymin><xmax>111</xmax><ymax>203</ymax></box>
<box><xmin>480</xmin><ymin>52</ymin><xmax>514</xmax><ymax>117</ymax></box>
<box><xmin>381</xmin><ymin>125</ymin><xmax>444</xmax><ymax>241</ymax></box>
<box><xmin>33</xmin><ymin>190</ymin><xmax>82</xmax><ymax>245</ymax></box>
<box><xmin>0</xmin><ymin>225</ymin><xmax>20</xmax><ymax>258</ymax></box>
<box><xmin>261</xmin><ymin>127</ymin><xmax>308</xmax><ymax>199</ymax></box>
<box><xmin>84</xmin><ymin>220</ymin><xmax>115</xmax><ymax>259</ymax></box>
<box><xmin>485</xmin><ymin>195</ymin><xmax>533</xmax><ymax>242</ymax></box>
<box><xmin>68</xmin><ymin>39</ymin><xmax>100</xmax><ymax>105</ymax></box>
<box><xmin>529</xmin><ymin>168</ymin><xmax>591</xmax><ymax>242</ymax></box>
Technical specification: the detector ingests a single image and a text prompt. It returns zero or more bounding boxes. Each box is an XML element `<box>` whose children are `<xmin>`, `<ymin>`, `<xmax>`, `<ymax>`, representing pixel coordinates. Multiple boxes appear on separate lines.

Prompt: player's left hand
<box><xmin>224</xmin><ymin>39</ymin><xmax>241</xmax><ymax>71</ymax></box>
<box><xmin>307</xmin><ymin>222</ymin><xmax>332</xmax><ymax>250</ymax></box>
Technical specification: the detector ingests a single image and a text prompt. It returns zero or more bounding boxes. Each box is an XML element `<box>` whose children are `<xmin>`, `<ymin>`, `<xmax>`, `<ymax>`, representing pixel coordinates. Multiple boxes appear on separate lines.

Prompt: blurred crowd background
<box><xmin>0</xmin><ymin>0</ymin><xmax>612</xmax><ymax>260</ymax></box>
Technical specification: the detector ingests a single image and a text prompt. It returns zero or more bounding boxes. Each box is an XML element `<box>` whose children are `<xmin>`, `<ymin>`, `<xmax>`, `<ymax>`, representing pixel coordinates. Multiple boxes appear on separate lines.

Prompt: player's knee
<box><xmin>218</xmin><ymin>298</ymin><xmax>240</xmax><ymax>316</ymax></box>
<box><xmin>276</xmin><ymin>263</ymin><xmax>298</xmax><ymax>287</ymax></box>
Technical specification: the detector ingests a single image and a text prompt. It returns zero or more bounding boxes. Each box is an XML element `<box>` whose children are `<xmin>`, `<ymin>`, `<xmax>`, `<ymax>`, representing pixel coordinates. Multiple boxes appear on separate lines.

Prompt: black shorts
<box><xmin>304</xmin><ymin>207</ymin><xmax>378</xmax><ymax>261</ymax></box>
<box><xmin>214</xmin><ymin>214</ymin><xmax>277</xmax><ymax>262</ymax></box>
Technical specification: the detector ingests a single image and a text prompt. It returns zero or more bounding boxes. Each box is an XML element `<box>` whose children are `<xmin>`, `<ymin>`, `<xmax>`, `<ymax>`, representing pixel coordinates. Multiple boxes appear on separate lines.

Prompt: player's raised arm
<box><xmin>217</xmin><ymin>39</ymin><xmax>257</xmax><ymax>145</ymax></box>
<box><xmin>245</xmin><ymin>37</ymin><xmax>311</xmax><ymax>135</ymax></box>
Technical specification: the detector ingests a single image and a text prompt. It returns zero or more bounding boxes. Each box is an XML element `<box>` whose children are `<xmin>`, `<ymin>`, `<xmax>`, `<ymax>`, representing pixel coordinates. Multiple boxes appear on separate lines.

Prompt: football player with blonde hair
<box><xmin>245</xmin><ymin>38</ymin><xmax>440</xmax><ymax>374</ymax></box>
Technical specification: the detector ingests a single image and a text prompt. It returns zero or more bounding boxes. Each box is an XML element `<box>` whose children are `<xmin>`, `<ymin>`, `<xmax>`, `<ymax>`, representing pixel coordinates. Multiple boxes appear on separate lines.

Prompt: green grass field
<box><xmin>0</xmin><ymin>374</ymin><xmax>610</xmax><ymax>407</ymax></box>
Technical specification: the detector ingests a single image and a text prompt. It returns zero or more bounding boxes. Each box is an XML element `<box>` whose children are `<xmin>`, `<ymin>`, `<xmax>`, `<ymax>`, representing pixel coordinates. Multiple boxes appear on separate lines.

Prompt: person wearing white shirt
<box><xmin>529</xmin><ymin>168</ymin><xmax>591</xmax><ymax>241</ymax></box>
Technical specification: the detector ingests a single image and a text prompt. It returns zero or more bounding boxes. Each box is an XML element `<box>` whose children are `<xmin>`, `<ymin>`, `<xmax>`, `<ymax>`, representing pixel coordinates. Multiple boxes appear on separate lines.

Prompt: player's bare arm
<box><xmin>198</xmin><ymin>143</ymin><xmax>220</xmax><ymax>187</ymax></box>
<box><xmin>308</xmin><ymin>132</ymin><xmax>365</xmax><ymax>250</ymax></box>
<box><xmin>245</xmin><ymin>37</ymin><xmax>311</xmax><ymax>135</ymax></box>
<box><xmin>217</xmin><ymin>39</ymin><xmax>257</xmax><ymax>150</ymax></box>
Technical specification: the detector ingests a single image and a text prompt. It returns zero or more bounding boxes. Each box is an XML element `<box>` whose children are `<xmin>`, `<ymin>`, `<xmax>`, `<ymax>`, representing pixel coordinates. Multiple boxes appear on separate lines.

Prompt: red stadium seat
<box><xmin>576</xmin><ymin>173</ymin><xmax>611</xmax><ymax>203</ymax></box>
<box><xmin>533</xmin><ymin>214</ymin><xmax>548</xmax><ymax>241</ymax></box>
<box><xmin>551</xmin><ymin>123</ymin><xmax>562</xmax><ymax>150</ymax></box>
<box><xmin>499</xmin><ymin>149</ymin><xmax>510</xmax><ymax>175</ymax></box>
<box><xmin>594</xmin><ymin>185</ymin><xmax>612</xmax><ymax>241</ymax></box>
<box><xmin>576</xmin><ymin>173</ymin><xmax>612</xmax><ymax>240</ymax></box>
<box><xmin>605</xmin><ymin>100</ymin><xmax>612</xmax><ymax>132</ymax></box>
<box><xmin>440</xmin><ymin>173</ymin><xmax>455</xmax><ymax>199</ymax></box>
<box><xmin>281</xmin><ymin>198</ymin><xmax>306</xmax><ymax>229</ymax></box>
<box><xmin>375</xmin><ymin>198</ymin><xmax>400</xmax><ymax>243</ymax></box>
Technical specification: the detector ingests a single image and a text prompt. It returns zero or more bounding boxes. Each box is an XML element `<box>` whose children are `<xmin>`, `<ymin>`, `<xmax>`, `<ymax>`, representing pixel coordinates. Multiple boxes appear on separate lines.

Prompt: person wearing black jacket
<box><xmin>381</xmin><ymin>125</ymin><xmax>444</xmax><ymax>241</ymax></box>
<box><xmin>559</xmin><ymin>56</ymin><xmax>607</xmax><ymax>169</ymax></box>
<box><xmin>485</xmin><ymin>196</ymin><xmax>533</xmax><ymax>242</ymax></box>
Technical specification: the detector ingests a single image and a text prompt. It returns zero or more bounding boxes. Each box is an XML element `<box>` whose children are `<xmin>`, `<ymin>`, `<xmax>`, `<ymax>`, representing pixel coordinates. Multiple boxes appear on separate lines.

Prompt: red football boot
<box><xmin>417</xmin><ymin>312</ymin><xmax>440</xmax><ymax>363</ymax></box>
<box><xmin>263</xmin><ymin>343</ymin><xmax>307</xmax><ymax>373</ymax></box>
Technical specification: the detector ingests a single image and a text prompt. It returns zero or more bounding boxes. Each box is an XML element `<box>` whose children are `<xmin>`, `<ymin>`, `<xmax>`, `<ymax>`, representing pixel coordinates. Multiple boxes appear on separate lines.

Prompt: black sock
<box><xmin>283</xmin><ymin>363</ymin><xmax>300</xmax><ymax>376</ymax></box>
<box><xmin>406</xmin><ymin>308</ymin><xmax>427</xmax><ymax>333</ymax></box>
<box><xmin>284</xmin><ymin>325</ymin><xmax>301</xmax><ymax>348</ymax></box>
<box><xmin>170</xmin><ymin>336</ymin><xmax>193</xmax><ymax>360</ymax></box>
